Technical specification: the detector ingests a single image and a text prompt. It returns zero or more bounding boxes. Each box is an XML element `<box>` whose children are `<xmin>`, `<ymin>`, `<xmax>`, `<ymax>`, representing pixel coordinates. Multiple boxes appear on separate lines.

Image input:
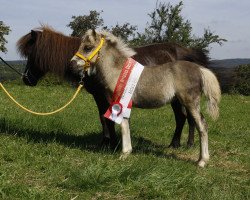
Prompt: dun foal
<box><xmin>71</xmin><ymin>30</ymin><xmax>221</xmax><ymax>167</ymax></box>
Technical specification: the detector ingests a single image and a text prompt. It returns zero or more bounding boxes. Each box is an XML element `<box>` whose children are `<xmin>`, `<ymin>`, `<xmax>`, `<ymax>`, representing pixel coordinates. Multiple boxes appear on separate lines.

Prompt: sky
<box><xmin>0</xmin><ymin>0</ymin><xmax>249</xmax><ymax>60</ymax></box>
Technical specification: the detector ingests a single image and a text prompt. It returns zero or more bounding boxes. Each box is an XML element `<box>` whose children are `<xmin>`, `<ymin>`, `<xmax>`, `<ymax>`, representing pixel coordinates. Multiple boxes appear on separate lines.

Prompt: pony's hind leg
<box><xmin>169</xmin><ymin>100</ymin><xmax>196</xmax><ymax>148</ymax></box>
<box><xmin>169</xmin><ymin>99</ymin><xmax>186</xmax><ymax>148</ymax></box>
<box><xmin>188</xmin><ymin>106</ymin><xmax>209</xmax><ymax>167</ymax></box>
<box><xmin>186</xmin><ymin>112</ymin><xmax>196</xmax><ymax>147</ymax></box>
<box><xmin>120</xmin><ymin>118</ymin><xmax>132</xmax><ymax>159</ymax></box>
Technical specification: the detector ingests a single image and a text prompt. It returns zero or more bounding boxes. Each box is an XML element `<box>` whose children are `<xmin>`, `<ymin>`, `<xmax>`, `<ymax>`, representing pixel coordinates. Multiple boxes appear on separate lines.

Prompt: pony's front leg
<box><xmin>119</xmin><ymin>118</ymin><xmax>132</xmax><ymax>159</ymax></box>
<box><xmin>100</xmin><ymin>116</ymin><xmax>117</xmax><ymax>147</ymax></box>
<box><xmin>92</xmin><ymin>93</ymin><xmax>117</xmax><ymax>148</ymax></box>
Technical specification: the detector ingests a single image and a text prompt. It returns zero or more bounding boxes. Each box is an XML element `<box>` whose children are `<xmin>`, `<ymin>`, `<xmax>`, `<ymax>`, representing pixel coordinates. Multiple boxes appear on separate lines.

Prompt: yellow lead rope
<box><xmin>0</xmin><ymin>82</ymin><xmax>83</xmax><ymax>116</ymax></box>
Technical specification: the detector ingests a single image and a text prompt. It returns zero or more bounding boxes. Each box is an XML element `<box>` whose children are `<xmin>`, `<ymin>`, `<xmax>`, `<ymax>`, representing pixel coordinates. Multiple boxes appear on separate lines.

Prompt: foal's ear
<box><xmin>92</xmin><ymin>29</ymin><xmax>97</xmax><ymax>39</ymax></box>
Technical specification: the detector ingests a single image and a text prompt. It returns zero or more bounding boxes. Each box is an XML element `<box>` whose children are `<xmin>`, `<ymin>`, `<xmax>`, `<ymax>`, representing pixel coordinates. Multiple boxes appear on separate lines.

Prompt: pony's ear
<box><xmin>31</xmin><ymin>30</ymin><xmax>41</xmax><ymax>40</ymax></box>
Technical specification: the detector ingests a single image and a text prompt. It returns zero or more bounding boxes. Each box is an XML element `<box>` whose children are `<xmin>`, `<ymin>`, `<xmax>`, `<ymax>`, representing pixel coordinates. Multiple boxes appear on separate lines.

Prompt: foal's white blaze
<box><xmin>71</xmin><ymin>56</ymin><xmax>86</xmax><ymax>69</ymax></box>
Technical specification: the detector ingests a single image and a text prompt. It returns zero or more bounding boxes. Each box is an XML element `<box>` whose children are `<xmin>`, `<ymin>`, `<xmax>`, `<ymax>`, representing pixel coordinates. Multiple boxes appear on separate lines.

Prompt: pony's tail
<box><xmin>200</xmin><ymin>67</ymin><xmax>221</xmax><ymax>120</ymax></box>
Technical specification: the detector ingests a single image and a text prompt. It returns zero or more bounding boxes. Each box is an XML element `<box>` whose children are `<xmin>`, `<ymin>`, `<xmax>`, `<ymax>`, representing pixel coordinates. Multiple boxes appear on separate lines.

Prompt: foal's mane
<box><xmin>88</xmin><ymin>30</ymin><xmax>136</xmax><ymax>58</ymax></box>
<box><xmin>17</xmin><ymin>25</ymin><xmax>81</xmax><ymax>76</ymax></box>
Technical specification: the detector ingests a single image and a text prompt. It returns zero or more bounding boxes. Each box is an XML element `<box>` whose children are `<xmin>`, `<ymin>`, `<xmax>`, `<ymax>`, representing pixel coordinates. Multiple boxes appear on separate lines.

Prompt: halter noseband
<box><xmin>75</xmin><ymin>37</ymin><xmax>105</xmax><ymax>71</ymax></box>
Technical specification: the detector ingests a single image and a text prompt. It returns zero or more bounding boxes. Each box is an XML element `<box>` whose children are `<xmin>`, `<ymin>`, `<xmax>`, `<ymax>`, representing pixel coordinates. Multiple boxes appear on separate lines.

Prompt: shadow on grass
<box><xmin>0</xmin><ymin>117</ymin><xmax>106</xmax><ymax>152</ymax></box>
<box><xmin>133</xmin><ymin>136</ymin><xmax>197</xmax><ymax>165</ymax></box>
<box><xmin>0</xmin><ymin>117</ymin><xmax>196</xmax><ymax>164</ymax></box>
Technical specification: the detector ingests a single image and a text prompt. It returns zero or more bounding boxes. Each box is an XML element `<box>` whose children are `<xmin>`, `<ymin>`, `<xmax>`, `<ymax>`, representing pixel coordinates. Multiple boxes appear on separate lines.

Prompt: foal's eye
<box><xmin>84</xmin><ymin>46</ymin><xmax>93</xmax><ymax>52</ymax></box>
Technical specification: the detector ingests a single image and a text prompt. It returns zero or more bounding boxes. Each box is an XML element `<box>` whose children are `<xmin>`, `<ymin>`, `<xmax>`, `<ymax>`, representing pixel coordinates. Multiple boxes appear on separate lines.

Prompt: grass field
<box><xmin>0</xmin><ymin>80</ymin><xmax>249</xmax><ymax>199</ymax></box>
<box><xmin>0</xmin><ymin>63</ymin><xmax>25</xmax><ymax>81</ymax></box>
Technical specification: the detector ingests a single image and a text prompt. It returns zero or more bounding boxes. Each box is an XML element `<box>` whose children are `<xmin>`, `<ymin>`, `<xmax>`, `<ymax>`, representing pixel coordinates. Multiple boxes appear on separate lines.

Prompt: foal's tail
<box><xmin>200</xmin><ymin>67</ymin><xmax>221</xmax><ymax>120</ymax></box>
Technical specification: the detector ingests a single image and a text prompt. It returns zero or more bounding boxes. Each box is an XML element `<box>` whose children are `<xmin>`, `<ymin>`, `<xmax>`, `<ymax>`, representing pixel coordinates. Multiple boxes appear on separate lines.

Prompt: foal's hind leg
<box><xmin>169</xmin><ymin>100</ymin><xmax>186</xmax><ymax>148</ymax></box>
<box><xmin>187</xmin><ymin>105</ymin><xmax>209</xmax><ymax>167</ymax></box>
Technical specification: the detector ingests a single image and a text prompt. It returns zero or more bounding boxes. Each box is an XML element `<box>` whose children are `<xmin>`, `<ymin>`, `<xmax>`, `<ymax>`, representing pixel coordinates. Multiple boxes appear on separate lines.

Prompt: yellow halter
<box><xmin>75</xmin><ymin>37</ymin><xmax>105</xmax><ymax>71</ymax></box>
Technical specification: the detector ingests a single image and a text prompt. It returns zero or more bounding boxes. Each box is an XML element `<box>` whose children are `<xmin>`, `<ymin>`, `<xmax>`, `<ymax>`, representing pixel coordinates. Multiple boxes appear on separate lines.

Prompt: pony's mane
<box><xmin>93</xmin><ymin>30</ymin><xmax>136</xmax><ymax>58</ymax></box>
<box><xmin>17</xmin><ymin>25</ymin><xmax>81</xmax><ymax>76</ymax></box>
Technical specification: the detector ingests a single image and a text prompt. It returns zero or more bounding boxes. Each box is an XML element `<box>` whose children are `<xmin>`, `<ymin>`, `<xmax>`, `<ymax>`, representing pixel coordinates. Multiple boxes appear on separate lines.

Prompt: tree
<box><xmin>67</xmin><ymin>10</ymin><xmax>104</xmax><ymax>37</ymax></box>
<box><xmin>68</xmin><ymin>11</ymin><xmax>137</xmax><ymax>41</ymax></box>
<box><xmin>190</xmin><ymin>29</ymin><xmax>227</xmax><ymax>54</ymax></box>
<box><xmin>67</xmin><ymin>1</ymin><xmax>226</xmax><ymax>55</ymax></box>
<box><xmin>233</xmin><ymin>64</ymin><xmax>250</xmax><ymax>95</ymax></box>
<box><xmin>0</xmin><ymin>21</ymin><xmax>11</xmax><ymax>53</ymax></box>
<box><xmin>105</xmin><ymin>23</ymin><xmax>137</xmax><ymax>42</ymax></box>
<box><xmin>131</xmin><ymin>1</ymin><xmax>226</xmax><ymax>53</ymax></box>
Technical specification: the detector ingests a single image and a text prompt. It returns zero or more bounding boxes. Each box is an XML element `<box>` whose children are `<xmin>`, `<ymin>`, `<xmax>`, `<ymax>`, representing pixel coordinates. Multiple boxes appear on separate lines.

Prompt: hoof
<box><xmin>187</xmin><ymin>142</ymin><xmax>194</xmax><ymax>148</ymax></box>
<box><xmin>198</xmin><ymin>160</ymin><xmax>206</xmax><ymax>168</ymax></box>
<box><xmin>101</xmin><ymin>137</ymin><xmax>111</xmax><ymax>146</ymax></box>
<box><xmin>168</xmin><ymin>141</ymin><xmax>181</xmax><ymax>148</ymax></box>
<box><xmin>119</xmin><ymin>151</ymin><xmax>132</xmax><ymax>160</ymax></box>
<box><xmin>101</xmin><ymin>137</ymin><xmax>118</xmax><ymax>149</ymax></box>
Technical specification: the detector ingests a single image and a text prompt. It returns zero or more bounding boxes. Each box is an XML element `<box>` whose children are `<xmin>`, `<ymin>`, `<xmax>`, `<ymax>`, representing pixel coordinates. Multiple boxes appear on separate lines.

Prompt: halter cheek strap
<box><xmin>75</xmin><ymin>37</ymin><xmax>105</xmax><ymax>71</ymax></box>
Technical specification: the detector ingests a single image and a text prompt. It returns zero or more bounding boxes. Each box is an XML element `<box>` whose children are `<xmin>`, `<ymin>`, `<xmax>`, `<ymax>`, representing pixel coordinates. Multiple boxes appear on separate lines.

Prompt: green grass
<box><xmin>0</xmin><ymin>80</ymin><xmax>249</xmax><ymax>199</ymax></box>
<box><xmin>0</xmin><ymin>63</ymin><xmax>25</xmax><ymax>81</ymax></box>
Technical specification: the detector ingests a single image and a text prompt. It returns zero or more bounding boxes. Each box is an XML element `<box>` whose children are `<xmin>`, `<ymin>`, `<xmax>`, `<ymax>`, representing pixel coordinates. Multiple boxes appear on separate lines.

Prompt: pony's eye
<box><xmin>84</xmin><ymin>46</ymin><xmax>93</xmax><ymax>52</ymax></box>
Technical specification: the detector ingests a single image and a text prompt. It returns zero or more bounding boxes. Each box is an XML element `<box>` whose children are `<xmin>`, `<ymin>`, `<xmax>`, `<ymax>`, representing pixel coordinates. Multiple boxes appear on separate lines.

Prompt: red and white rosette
<box><xmin>104</xmin><ymin>58</ymin><xmax>144</xmax><ymax>124</ymax></box>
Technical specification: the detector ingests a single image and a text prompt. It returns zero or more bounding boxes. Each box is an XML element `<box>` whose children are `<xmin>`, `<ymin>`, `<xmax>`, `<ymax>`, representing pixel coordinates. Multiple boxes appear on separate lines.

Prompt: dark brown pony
<box><xmin>17</xmin><ymin>26</ymin><xmax>209</xmax><ymax>148</ymax></box>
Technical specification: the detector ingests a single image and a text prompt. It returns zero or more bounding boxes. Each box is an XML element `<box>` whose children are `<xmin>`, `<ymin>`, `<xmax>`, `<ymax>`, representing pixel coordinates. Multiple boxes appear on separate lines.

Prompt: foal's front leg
<box><xmin>120</xmin><ymin>118</ymin><xmax>132</xmax><ymax>159</ymax></box>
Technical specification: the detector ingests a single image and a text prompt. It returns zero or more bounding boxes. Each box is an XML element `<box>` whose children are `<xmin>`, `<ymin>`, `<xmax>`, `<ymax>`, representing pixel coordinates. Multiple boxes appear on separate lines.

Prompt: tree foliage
<box><xmin>105</xmin><ymin>23</ymin><xmax>137</xmax><ymax>42</ymax></box>
<box><xmin>190</xmin><ymin>29</ymin><xmax>227</xmax><ymax>54</ymax></box>
<box><xmin>67</xmin><ymin>10</ymin><xmax>137</xmax><ymax>41</ymax></box>
<box><xmin>0</xmin><ymin>21</ymin><xmax>11</xmax><ymax>53</ymax></box>
<box><xmin>233</xmin><ymin>64</ymin><xmax>250</xmax><ymax>95</ymax></box>
<box><xmin>67</xmin><ymin>1</ymin><xmax>227</xmax><ymax>54</ymax></box>
<box><xmin>67</xmin><ymin>10</ymin><xmax>104</xmax><ymax>37</ymax></box>
<box><xmin>131</xmin><ymin>1</ymin><xmax>226</xmax><ymax>53</ymax></box>
<box><xmin>136</xmin><ymin>1</ymin><xmax>193</xmax><ymax>45</ymax></box>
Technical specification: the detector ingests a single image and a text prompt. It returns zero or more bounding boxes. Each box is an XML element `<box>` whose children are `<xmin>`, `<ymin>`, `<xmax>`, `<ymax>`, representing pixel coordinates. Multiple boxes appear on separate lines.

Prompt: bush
<box><xmin>232</xmin><ymin>64</ymin><xmax>250</xmax><ymax>95</ymax></box>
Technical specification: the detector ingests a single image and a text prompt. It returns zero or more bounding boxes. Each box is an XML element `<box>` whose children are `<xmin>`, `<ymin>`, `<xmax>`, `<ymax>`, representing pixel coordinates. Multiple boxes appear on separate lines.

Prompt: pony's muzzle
<box><xmin>22</xmin><ymin>73</ymin><xmax>38</xmax><ymax>86</ymax></box>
